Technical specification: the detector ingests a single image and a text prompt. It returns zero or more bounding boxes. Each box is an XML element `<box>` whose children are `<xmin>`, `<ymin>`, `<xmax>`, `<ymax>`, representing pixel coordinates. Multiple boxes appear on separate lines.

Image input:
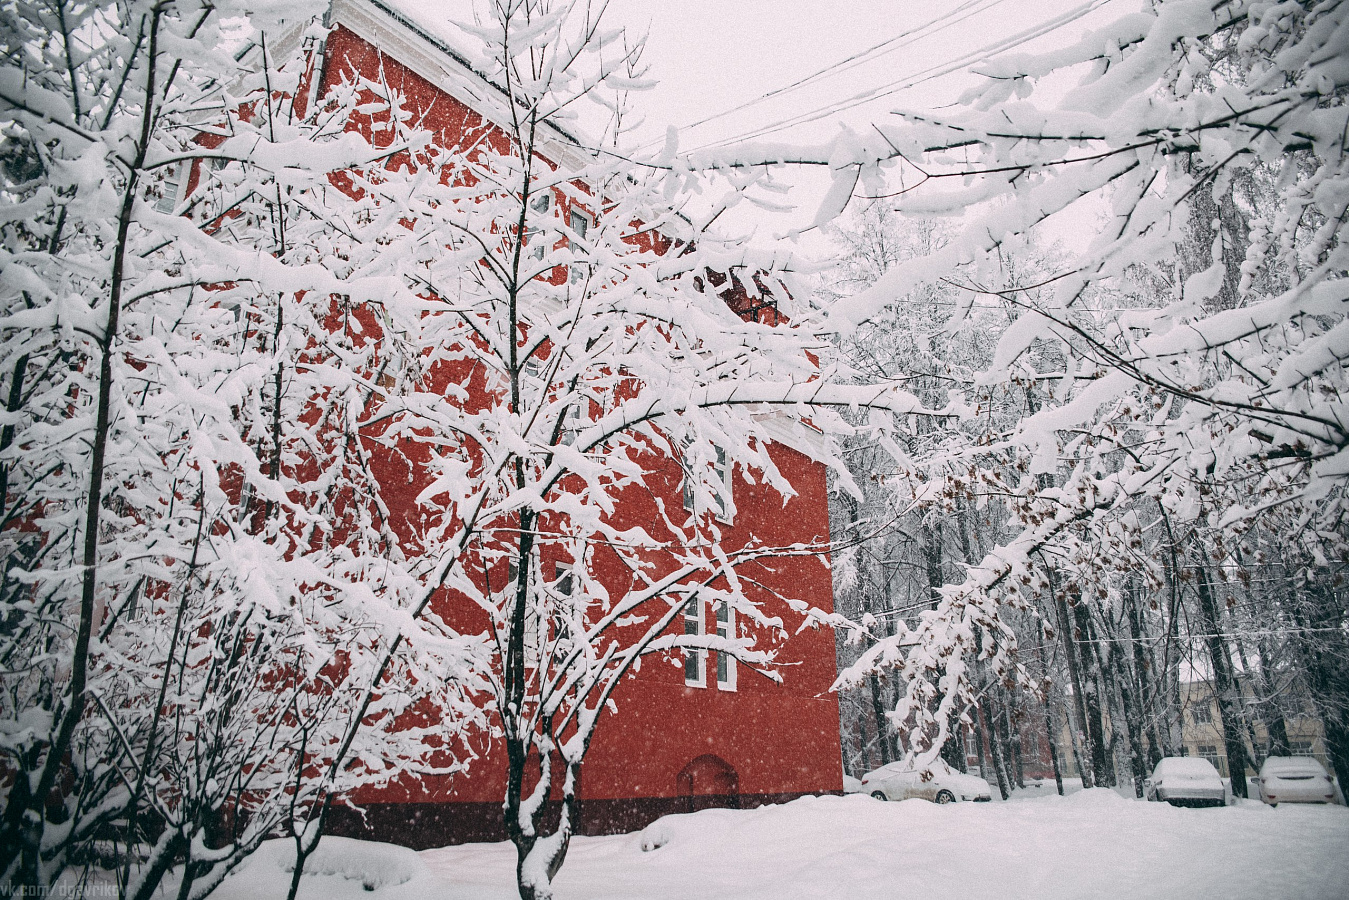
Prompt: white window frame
<box><xmin>524</xmin><ymin>225</ymin><xmax>546</xmax><ymax>261</ymax></box>
<box><xmin>558</xmin><ymin>401</ymin><xmax>582</xmax><ymax>445</ymax></box>
<box><xmin>682</xmin><ymin>442</ymin><xmax>731</xmax><ymax>522</ymax></box>
<box><xmin>714</xmin><ymin>600</ymin><xmax>736</xmax><ymax>690</ymax></box>
<box><xmin>683</xmin><ymin>597</ymin><xmax>705</xmax><ymax>687</ymax></box>
<box><xmin>154</xmin><ymin>160</ymin><xmax>187</xmax><ymax>214</ymax></box>
<box><xmin>569</xmin><ymin>208</ymin><xmax>590</xmax><ymax>283</ymax></box>
<box><xmin>507</xmin><ymin>561</ymin><xmax>542</xmax><ymax>669</ymax></box>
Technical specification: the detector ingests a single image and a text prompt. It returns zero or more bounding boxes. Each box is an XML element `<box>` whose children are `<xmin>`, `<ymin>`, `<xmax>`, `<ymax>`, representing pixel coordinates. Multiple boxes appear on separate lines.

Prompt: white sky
<box><xmin>606</xmin><ymin>0</ymin><xmax>1095</xmax><ymax>149</ymax></box>
<box><xmin>591</xmin><ymin>0</ymin><xmax>1137</xmax><ymax>252</ymax></box>
<box><xmin>393</xmin><ymin>0</ymin><xmax>1140</xmax><ymax>254</ymax></box>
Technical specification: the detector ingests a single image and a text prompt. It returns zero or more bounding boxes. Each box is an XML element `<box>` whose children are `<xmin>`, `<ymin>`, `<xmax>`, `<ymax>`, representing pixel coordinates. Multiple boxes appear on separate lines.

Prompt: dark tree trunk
<box><xmin>1069</xmin><ymin>598</ymin><xmax>1114</xmax><ymax>787</ymax></box>
<box><xmin>1044</xmin><ymin>699</ymin><xmax>1064</xmax><ymax>795</ymax></box>
<box><xmin>1048</xmin><ymin>571</ymin><xmax>1097</xmax><ymax>788</ymax></box>
<box><xmin>1005</xmin><ymin>698</ymin><xmax>1025</xmax><ymax>788</ymax></box>
<box><xmin>982</xmin><ymin>696</ymin><xmax>1010</xmax><ymax>800</ymax></box>
<box><xmin>1125</xmin><ymin>580</ymin><xmax>1164</xmax><ymax>768</ymax></box>
<box><xmin>940</xmin><ymin>721</ymin><xmax>966</xmax><ymax>771</ymax></box>
<box><xmin>1287</xmin><ymin>570</ymin><xmax>1349</xmax><ymax>801</ymax></box>
<box><xmin>1114</xmin><ymin>654</ymin><xmax>1149</xmax><ymax>797</ymax></box>
<box><xmin>1256</xmin><ymin>637</ymin><xmax>1291</xmax><ymax>756</ymax></box>
<box><xmin>869</xmin><ymin>673</ymin><xmax>893</xmax><ymax>766</ymax></box>
<box><xmin>1193</xmin><ymin>558</ymin><xmax>1251</xmax><ymax>797</ymax></box>
<box><xmin>972</xmin><ymin>693</ymin><xmax>990</xmax><ymax>779</ymax></box>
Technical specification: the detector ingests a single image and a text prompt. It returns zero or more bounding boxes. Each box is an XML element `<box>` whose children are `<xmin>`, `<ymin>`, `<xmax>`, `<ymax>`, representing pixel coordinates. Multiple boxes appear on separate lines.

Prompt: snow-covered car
<box><xmin>861</xmin><ymin>759</ymin><xmax>992</xmax><ymax>804</ymax></box>
<box><xmin>1143</xmin><ymin>757</ymin><xmax>1226</xmax><ymax>807</ymax></box>
<box><xmin>1255</xmin><ymin>756</ymin><xmax>1339</xmax><ymax>806</ymax></box>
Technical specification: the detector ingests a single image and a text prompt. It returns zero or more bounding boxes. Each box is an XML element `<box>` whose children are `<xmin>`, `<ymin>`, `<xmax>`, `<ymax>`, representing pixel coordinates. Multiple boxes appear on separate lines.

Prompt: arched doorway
<box><xmin>677</xmin><ymin>754</ymin><xmax>740</xmax><ymax>813</ymax></box>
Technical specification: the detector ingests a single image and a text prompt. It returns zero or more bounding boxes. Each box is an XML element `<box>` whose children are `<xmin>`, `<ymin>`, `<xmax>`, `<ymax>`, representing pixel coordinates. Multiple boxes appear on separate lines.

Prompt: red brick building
<box><xmin>310</xmin><ymin>0</ymin><xmax>843</xmax><ymax>847</ymax></box>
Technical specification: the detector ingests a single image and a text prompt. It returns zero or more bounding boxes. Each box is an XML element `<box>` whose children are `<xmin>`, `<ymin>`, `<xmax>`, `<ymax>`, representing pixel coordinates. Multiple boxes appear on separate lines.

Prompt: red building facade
<box><xmin>314</xmin><ymin>0</ymin><xmax>843</xmax><ymax>847</ymax></box>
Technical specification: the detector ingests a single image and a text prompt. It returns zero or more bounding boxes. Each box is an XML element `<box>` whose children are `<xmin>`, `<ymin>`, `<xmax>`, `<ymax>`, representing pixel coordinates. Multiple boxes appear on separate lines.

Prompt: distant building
<box><xmin>1049</xmin><ymin>677</ymin><xmax>1331</xmax><ymax>781</ymax></box>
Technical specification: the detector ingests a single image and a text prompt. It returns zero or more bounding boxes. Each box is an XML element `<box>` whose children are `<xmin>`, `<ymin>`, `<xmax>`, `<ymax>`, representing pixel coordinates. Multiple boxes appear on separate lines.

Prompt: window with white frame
<box><xmin>558</xmin><ymin>401</ymin><xmax>582</xmax><ymax>445</ymax></box>
<box><xmin>154</xmin><ymin>161</ymin><xmax>186</xmax><ymax>214</ymax></box>
<box><xmin>569</xmin><ymin>208</ymin><xmax>589</xmax><ymax>282</ymax></box>
<box><xmin>506</xmin><ymin>561</ymin><xmax>541</xmax><ymax>668</ymax></box>
<box><xmin>524</xmin><ymin>192</ymin><xmax>553</xmax><ymax>261</ymax></box>
<box><xmin>683</xmin><ymin>597</ymin><xmax>704</xmax><ymax>687</ymax></box>
<box><xmin>714</xmin><ymin>601</ymin><xmax>736</xmax><ymax>690</ymax></box>
<box><xmin>524</xmin><ymin>225</ymin><xmax>545</xmax><ymax>261</ymax></box>
<box><xmin>682</xmin><ymin>442</ymin><xmax>730</xmax><ymax>520</ymax></box>
<box><xmin>551</xmin><ymin>560</ymin><xmax>573</xmax><ymax>649</ymax></box>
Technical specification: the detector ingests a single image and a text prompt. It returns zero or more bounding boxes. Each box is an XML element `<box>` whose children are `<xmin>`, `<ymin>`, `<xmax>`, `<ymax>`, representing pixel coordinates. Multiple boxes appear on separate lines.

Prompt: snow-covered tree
<box><xmin>770</xmin><ymin>0</ymin><xmax>1349</xmax><ymax>792</ymax></box>
<box><xmin>318</xmin><ymin>3</ymin><xmax>966</xmax><ymax>897</ymax></box>
<box><xmin>0</xmin><ymin>4</ymin><xmax>483</xmax><ymax>896</ymax></box>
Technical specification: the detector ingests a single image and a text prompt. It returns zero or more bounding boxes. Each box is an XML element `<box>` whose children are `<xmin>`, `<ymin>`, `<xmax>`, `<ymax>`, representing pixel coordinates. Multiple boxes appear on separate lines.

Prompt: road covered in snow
<box><xmin>218</xmin><ymin>789</ymin><xmax>1349</xmax><ymax>899</ymax></box>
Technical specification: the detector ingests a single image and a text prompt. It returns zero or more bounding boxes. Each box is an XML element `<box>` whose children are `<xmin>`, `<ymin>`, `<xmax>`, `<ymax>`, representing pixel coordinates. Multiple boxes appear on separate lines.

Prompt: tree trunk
<box><xmin>1005</xmin><ymin>697</ymin><xmax>1025</xmax><ymax>789</ymax></box>
<box><xmin>1069</xmin><ymin>598</ymin><xmax>1114</xmax><ymax>787</ymax></box>
<box><xmin>1125</xmin><ymin>581</ymin><xmax>1165</xmax><ymax>768</ymax></box>
<box><xmin>972</xmin><ymin>693</ymin><xmax>989</xmax><ymax>779</ymax></box>
<box><xmin>1193</xmin><ymin>558</ymin><xmax>1251</xmax><ymax>798</ymax></box>
<box><xmin>1287</xmin><ymin>569</ymin><xmax>1349</xmax><ymax>801</ymax></box>
<box><xmin>1044</xmin><ymin>699</ymin><xmax>1064</xmax><ymax>795</ymax></box>
<box><xmin>982</xmin><ymin>696</ymin><xmax>1010</xmax><ymax>800</ymax></box>
<box><xmin>1048</xmin><ymin>571</ymin><xmax>1097</xmax><ymax>788</ymax></box>
<box><xmin>1113</xmin><ymin>652</ymin><xmax>1149</xmax><ymax>797</ymax></box>
<box><xmin>1252</xmin><ymin>634</ymin><xmax>1292</xmax><ymax>757</ymax></box>
<box><xmin>869</xmin><ymin>673</ymin><xmax>893</xmax><ymax>766</ymax></box>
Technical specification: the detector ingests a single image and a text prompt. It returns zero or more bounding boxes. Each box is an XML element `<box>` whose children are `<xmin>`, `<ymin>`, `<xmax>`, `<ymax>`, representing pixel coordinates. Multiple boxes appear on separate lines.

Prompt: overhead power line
<box><xmin>642</xmin><ymin>0</ymin><xmax>1011</xmax><ymax>151</ymax></box>
<box><xmin>681</xmin><ymin>0</ymin><xmax>1116</xmax><ymax>156</ymax></box>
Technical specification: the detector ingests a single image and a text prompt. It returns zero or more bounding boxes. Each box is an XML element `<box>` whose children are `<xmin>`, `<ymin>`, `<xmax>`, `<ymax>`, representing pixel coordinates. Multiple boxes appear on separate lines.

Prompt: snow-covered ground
<box><xmin>218</xmin><ymin>790</ymin><xmax>1349</xmax><ymax>900</ymax></box>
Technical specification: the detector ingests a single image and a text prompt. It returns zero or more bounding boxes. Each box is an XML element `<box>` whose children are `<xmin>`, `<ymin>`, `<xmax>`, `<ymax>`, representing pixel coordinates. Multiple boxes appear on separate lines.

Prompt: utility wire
<box><xmin>639</xmin><ymin>0</ymin><xmax>1010</xmax><ymax>151</ymax></box>
<box><xmin>682</xmin><ymin>0</ymin><xmax>1115</xmax><ymax>156</ymax></box>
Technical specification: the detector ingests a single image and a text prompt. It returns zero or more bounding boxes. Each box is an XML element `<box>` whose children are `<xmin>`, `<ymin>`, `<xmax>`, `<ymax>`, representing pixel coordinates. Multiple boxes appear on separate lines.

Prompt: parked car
<box><xmin>1143</xmin><ymin>757</ymin><xmax>1226</xmax><ymax>807</ymax></box>
<box><xmin>1255</xmin><ymin>756</ymin><xmax>1339</xmax><ymax>806</ymax></box>
<box><xmin>862</xmin><ymin>759</ymin><xmax>992</xmax><ymax>804</ymax></box>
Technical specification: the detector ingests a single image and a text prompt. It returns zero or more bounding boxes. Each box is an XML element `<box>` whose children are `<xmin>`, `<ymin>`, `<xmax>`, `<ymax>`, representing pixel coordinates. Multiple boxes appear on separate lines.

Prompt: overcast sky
<box><xmin>606</xmin><ymin>0</ymin><xmax>1111</xmax><ymax>149</ymax></box>
<box><xmin>588</xmin><ymin>0</ymin><xmax>1135</xmax><ymax>249</ymax></box>
<box><xmin>403</xmin><ymin>0</ymin><xmax>1140</xmax><ymax>252</ymax></box>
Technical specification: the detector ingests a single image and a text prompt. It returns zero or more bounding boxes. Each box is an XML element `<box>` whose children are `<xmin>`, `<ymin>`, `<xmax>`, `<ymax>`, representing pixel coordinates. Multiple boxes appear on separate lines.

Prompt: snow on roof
<box><xmin>327</xmin><ymin>0</ymin><xmax>589</xmax><ymax>158</ymax></box>
<box><xmin>379</xmin><ymin>0</ymin><xmax>479</xmax><ymax>63</ymax></box>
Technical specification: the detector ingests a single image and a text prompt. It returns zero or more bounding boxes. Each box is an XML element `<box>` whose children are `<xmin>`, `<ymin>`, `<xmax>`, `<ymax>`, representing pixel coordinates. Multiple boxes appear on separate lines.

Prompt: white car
<box><xmin>1255</xmin><ymin>756</ymin><xmax>1339</xmax><ymax>806</ymax></box>
<box><xmin>1143</xmin><ymin>757</ymin><xmax>1226</xmax><ymax>807</ymax></box>
<box><xmin>861</xmin><ymin>759</ymin><xmax>992</xmax><ymax>804</ymax></box>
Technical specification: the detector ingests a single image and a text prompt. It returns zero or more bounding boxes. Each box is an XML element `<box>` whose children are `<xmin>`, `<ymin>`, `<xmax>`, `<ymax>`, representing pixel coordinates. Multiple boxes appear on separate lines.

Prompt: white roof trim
<box><xmin>326</xmin><ymin>0</ymin><xmax>590</xmax><ymax>174</ymax></box>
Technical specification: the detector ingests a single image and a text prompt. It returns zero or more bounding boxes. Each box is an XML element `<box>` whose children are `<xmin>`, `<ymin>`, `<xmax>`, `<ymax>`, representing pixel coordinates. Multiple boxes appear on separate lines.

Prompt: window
<box><xmin>569</xmin><ymin>209</ymin><xmax>589</xmax><ymax>283</ymax></box>
<box><xmin>551</xmin><ymin>561</ymin><xmax>574</xmax><ymax>650</ymax></box>
<box><xmin>1290</xmin><ymin>740</ymin><xmax>1314</xmax><ymax>757</ymax></box>
<box><xmin>1191</xmin><ymin>702</ymin><xmax>1212</xmax><ymax>724</ymax></box>
<box><xmin>505</xmin><ymin>561</ymin><xmax>541</xmax><ymax>667</ymax></box>
<box><xmin>522</xmin><ymin>193</ymin><xmax>552</xmax><ymax>261</ymax></box>
<box><xmin>558</xmin><ymin>402</ymin><xmax>582</xmax><ymax>445</ymax></box>
<box><xmin>524</xmin><ymin>226</ymin><xmax>546</xmax><ymax>261</ymax></box>
<box><xmin>683</xmin><ymin>598</ymin><xmax>704</xmax><ymax>687</ymax></box>
<box><xmin>715</xmin><ymin>601</ymin><xmax>736</xmax><ymax>690</ymax></box>
<box><xmin>154</xmin><ymin>161</ymin><xmax>186</xmax><ymax>214</ymax></box>
<box><xmin>1197</xmin><ymin>744</ymin><xmax>1222</xmax><ymax>765</ymax></box>
<box><xmin>682</xmin><ymin>442</ymin><xmax>730</xmax><ymax>520</ymax></box>
<box><xmin>569</xmin><ymin>208</ymin><xmax>588</xmax><ymax>239</ymax></box>
<box><xmin>553</xmin><ymin>561</ymin><xmax>573</xmax><ymax>598</ymax></box>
